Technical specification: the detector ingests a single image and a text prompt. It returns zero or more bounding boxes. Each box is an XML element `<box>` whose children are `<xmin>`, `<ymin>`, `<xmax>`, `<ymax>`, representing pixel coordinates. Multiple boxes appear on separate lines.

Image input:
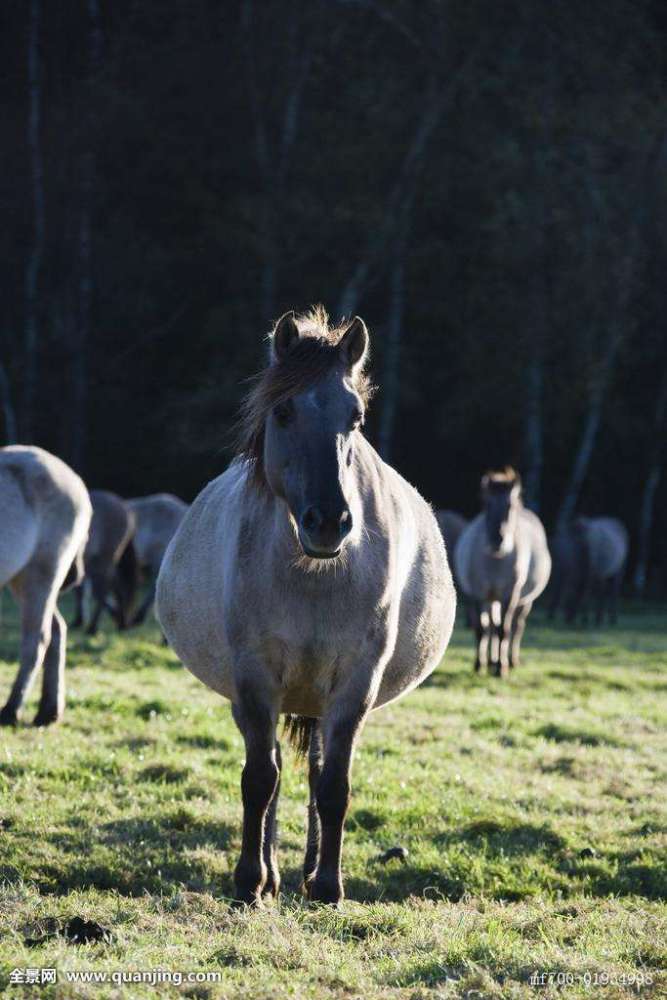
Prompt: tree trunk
<box><xmin>70</xmin><ymin>0</ymin><xmax>103</xmax><ymax>472</ymax></box>
<box><xmin>22</xmin><ymin>0</ymin><xmax>44</xmax><ymax>441</ymax></box>
<box><xmin>241</xmin><ymin>0</ymin><xmax>312</xmax><ymax>323</ymax></box>
<box><xmin>522</xmin><ymin>347</ymin><xmax>543</xmax><ymax>511</ymax></box>
<box><xmin>337</xmin><ymin>47</ymin><xmax>481</xmax><ymax>318</ymax></box>
<box><xmin>378</xmin><ymin>241</ymin><xmax>406</xmax><ymax>461</ymax></box>
<box><xmin>633</xmin><ymin>369</ymin><xmax>667</xmax><ymax>595</ymax></box>
<box><xmin>0</xmin><ymin>362</ymin><xmax>18</xmax><ymax>443</ymax></box>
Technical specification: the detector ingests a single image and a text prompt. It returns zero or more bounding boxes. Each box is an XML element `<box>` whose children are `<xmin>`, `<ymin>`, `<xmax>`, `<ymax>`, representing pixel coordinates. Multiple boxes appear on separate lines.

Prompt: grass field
<box><xmin>0</xmin><ymin>595</ymin><xmax>665</xmax><ymax>999</ymax></box>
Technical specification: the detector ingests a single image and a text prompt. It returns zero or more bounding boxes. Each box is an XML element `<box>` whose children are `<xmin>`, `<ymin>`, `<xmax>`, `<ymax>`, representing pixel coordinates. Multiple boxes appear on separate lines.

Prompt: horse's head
<box><xmin>481</xmin><ymin>468</ymin><xmax>522</xmax><ymax>557</ymax></box>
<box><xmin>242</xmin><ymin>309</ymin><xmax>372</xmax><ymax>560</ymax></box>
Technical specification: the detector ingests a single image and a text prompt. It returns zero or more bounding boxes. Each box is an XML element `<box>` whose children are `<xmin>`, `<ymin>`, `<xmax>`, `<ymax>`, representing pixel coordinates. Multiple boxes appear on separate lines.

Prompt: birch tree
<box><xmin>22</xmin><ymin>0</ymin><xmax>44</xmax><ymax>441</ymax></box>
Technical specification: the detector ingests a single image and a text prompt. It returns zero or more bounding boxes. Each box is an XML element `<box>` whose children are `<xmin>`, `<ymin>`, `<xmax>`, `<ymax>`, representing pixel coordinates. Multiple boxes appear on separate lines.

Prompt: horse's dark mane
<box><xmin>236</xmin><ymin>306</ymin><xmax>373</xmax><ymax>490</ymax></box>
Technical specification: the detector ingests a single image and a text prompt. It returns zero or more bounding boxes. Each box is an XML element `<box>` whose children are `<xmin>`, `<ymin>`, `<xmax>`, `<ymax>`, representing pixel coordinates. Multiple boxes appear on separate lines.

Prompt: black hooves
<box><xmin>0</xmin><ymin>706</ymin><xmax>18</xmax><ymax>727</ymax></box>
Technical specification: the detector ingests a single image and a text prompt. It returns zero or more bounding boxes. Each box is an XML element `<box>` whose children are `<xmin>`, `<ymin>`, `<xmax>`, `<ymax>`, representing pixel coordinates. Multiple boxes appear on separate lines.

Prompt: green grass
<box><xmin>0</xmin><ymin>594</ymin><xmax>665</xmax><ymax>998</ymax></box>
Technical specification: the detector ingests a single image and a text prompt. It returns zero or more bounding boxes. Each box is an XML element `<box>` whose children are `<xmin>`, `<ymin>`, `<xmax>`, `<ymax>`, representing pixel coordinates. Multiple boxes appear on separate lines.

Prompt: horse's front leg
<box><xmin>308</xmin><ymin>682</ymin><xmax>377</xmax><ymax>905</ymax></box>
<box><xmin>261</xmin><ymin>739</ymin><xmax>282</xmax><ymax>899</ymax></box>
<box><xmin>474</xmin><ymin>603</ymin><xmax>490</xmax><ymax>673</ymax></box>
<box><xmin>231</xmin><ymin>681</ymin><xmax>280</xmax><ymax>906</ymax></box>
<box><xmin>497</xmin><ymin>588</ymin><xmax>521</xmax><ymax>678</ymax></box>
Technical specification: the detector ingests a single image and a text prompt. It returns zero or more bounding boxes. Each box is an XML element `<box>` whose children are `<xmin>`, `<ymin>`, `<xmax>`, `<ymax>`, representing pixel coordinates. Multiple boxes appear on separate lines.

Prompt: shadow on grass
<box><xmin>546</xmin><ymin>669</ymin><xmax>632</xmax><ymax>691</ymax></box>
<box><xmin>434</xmin><ymin>819</ymin><xmax>567</xmax><ymax>855</ymax></box>
<box><xmin>534</xmin><ymin>723</ymin><xmax>626</xmax><ymax>747</ymax></box>
<box><xmin>27</xmin><ymin>812</ymin><xmax>236</xmax><ymax>898</ymax></box>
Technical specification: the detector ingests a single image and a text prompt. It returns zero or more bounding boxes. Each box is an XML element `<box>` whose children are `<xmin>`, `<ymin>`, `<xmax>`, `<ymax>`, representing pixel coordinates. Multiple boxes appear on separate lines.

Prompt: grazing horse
<box><xmin>455</xmin><ymin>468</ymin><xmax>551</xmax><ymax>677</ymax></box>
<box><xmin>71</xmin><ymin>489</ymin><xmax>138</xmax><ymax>635</ymax></box>
<box><xmin>577</xmin><ymin>516</ymin><xmax>628</xmax><ymax>625</ymax></box>
<box><xmin>548</xmin><ymin>516</ymin><xmax>627</xmax><ymax>626</ymax></box>
<box><xmin>127</xmin><ymin>493</ymin><xmax>188</xmax><ymax>626</ymax></box>
<box><xmin>0</xmin><ymin>446</ymin><xmax>91</xmax><ymax>726</ymax></box>
<box><xmin>156</xmin><ymin>307</ymin><xmax>455</xmax><ymax>906</ymax></box>
<box><xmin>547</xmin><ymin>520</ymin><xmax>590</xmax><ymax>624</ymax></box>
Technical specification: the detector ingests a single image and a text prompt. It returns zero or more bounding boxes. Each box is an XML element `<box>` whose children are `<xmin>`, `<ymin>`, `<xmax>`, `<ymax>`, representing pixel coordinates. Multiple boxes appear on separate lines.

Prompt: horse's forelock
<box><xmin>236</xmin><ymin>315</ymin><xmax>373</xmax><ymax>490</ymax></box>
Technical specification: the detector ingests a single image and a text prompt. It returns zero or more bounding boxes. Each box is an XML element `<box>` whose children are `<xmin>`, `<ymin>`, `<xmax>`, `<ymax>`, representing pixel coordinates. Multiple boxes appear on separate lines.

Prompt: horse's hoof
<box><xmin>33</xmin><ymin>709</ymin><xmax>61</xmax><ymax>727</ymax></box>
<box><xmin>261</xmin><ymin>872</ymin><xmax>280</xmax><ymax>899</ymax></box>
<box><xmin>0</xmin><ymin>706</ymin><xmax>18</xmax><ymax>727</ymax></box>
<box><xmin>307</xmin><ymin>878</ymin><xmax>343</xmax><ymax>906</ymax></box>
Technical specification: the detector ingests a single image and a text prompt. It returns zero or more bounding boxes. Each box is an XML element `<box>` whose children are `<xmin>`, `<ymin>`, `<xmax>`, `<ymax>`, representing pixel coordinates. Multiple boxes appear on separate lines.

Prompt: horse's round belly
<box><xmin>375</xmin><ymin>582</ymin><xmax>456</xmax><ymax>709</ymax></box>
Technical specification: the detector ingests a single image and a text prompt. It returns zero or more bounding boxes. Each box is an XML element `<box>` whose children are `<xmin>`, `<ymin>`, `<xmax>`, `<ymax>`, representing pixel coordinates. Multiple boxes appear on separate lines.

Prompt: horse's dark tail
<box><xmin>114</xmin><ymin>539</ymin><xmax>140</xmax><ymax>627</ymax></box>
<box><xmin>283</xmin><ymin>715</ymin><xmax>317</xmax><ymax>758</ymax></box>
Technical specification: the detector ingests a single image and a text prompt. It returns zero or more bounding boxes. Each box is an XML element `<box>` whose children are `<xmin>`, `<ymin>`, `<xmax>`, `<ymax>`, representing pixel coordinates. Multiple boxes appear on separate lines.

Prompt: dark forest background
<box><xmin>1</xmin><ymin>0</ymin><xmax>666</xmax><ymax>594</ymax></box>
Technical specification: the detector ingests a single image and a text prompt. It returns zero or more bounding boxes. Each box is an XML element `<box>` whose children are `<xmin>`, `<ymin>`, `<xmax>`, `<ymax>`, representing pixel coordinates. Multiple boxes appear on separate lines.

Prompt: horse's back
<box><xmin>129</xmin><ymin>493</ymin><xmax>188</xmax><ymax>570</ymax></box>
<box><xmin>87</xmin><ymin>490</ymin><xmax>135</xmax><ymax>564</ymax></box>
<box><xmin>0</xmin><ymin>446</ymin><xmax>91</xmax><ymax>587</ymax></box>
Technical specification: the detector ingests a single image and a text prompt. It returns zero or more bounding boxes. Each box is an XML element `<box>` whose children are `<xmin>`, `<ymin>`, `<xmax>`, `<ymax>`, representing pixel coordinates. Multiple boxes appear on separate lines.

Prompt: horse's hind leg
<box><xmin>303</xmin><ymin>722</ymin><xmax>323</xmax><ymax>890</ymax></box>
<box><xmin>86</xmin><ymin>569</ymin><xmax>114</xmax><ymax>635</ymax></box>
<box><xmin>609</xmin><ymin>572</ymin><xmax>622</xmax><ymax>625</ymax></box>
<box><xmin>261</xmin><ymin>739</ymin><xmax>282</xmax><ymax>898</ymax></box>
<box><xmin>509</xmin><ymin>601</ymin><xmax>532</xmax><ymax>669</ymax></box>
<box><xmin>231</xmin><ymin>683</ymin><xmax>280</xmax><ymax>906</ymax></box>
<box><xmin>0</xmin><ymin>574</ymin><xmax>55</xmax><ymax>726</ymax></box>
<box><xmin>71</xmin><ymin>584</ymin><xmax>85</xmax><ymax>629</ymax></box>
<box><xmin>34</xmin><ymin>606</ymin><xmax>66</xmax><ymax>726</ymax></box>
<box><xmin>131</xmin><ymin>578</ymin><xmax>156</xmax><ymax>626</ymax></box>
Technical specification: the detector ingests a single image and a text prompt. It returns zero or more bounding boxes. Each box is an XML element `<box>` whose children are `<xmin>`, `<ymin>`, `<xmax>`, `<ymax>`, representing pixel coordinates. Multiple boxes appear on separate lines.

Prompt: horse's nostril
<box><xmin>301</xmin><ymin>507</ymin><xmax>322</xmax><ymax>533</ymax></box>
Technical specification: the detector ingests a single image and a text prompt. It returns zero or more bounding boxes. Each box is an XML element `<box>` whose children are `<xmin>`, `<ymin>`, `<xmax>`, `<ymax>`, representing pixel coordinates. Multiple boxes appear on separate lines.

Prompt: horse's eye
<box><xmin>350</xmin><ymin>407</ymin><xmax>364</xmax><ymax>430</ymax></box>
<box><xmin>273</xmin><ymin>400</ymin><xmax>293</xmax><ymax>426</ymax></box>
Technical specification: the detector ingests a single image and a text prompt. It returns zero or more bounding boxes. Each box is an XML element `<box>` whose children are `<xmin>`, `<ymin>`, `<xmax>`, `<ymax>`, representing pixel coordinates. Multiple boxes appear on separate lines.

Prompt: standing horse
<box><xmin>127</xmin><ymin>493</ymin><xmax>188</xmax><ymax>626</ymax></box>
<box><xmin>71</xmin><ymin>489</ymin><xmax>138</xmax><ymax>635</ymax></box>
<box><xmin>156</xmin><ymin>308</ymin><xmax>455</xmax><ymax>906</ymax></box>
<box><xmin>455</xmin><ymin>468</ymin><xmax>551</xmax><ymax>677</ymax></box>
<box><xmin>0</xmin><ymin>446</ymin><xmax>91</xmax><ymax>726</ymax></box>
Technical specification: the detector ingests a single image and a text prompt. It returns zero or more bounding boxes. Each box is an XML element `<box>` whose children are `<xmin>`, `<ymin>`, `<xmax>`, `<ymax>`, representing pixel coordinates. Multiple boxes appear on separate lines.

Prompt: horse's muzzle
<box><xmin>298</xmin><ymin>505</ymin><xmax>352</xmax><ymax>559</ymax></box>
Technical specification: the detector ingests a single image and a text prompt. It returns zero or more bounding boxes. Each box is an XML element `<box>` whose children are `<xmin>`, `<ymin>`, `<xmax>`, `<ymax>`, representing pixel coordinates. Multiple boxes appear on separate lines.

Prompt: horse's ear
<box><xmin>271</xmin><ymin>311</ymin><xmax>300</xmax><ymax>362</ymax></box>
<box><xmin>339</xmin><ymin>316</ymin><xmax>369</xmax><ymax>373</ymax></box>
